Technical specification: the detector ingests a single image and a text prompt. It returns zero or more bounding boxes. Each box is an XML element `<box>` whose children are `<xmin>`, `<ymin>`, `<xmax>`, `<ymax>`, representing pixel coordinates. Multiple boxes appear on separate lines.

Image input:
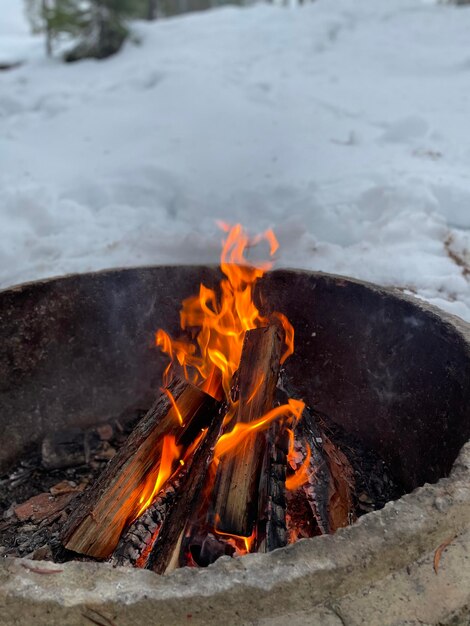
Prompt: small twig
<box><xmin>38</xmin><ymin>509</ymin><xmax>66</xmax><ymax>529</ymax></box>
<box><xmin>433</xmin><ymin>535</ymin><xmax>456</xmax><ymax>574</ymax></box>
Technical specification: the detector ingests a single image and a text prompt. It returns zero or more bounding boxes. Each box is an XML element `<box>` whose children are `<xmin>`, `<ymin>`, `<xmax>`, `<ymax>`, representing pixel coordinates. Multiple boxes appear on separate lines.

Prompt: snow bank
<box><xmin>1</xmin><ymin>0</ymin><xmax>470</xmax><ymax>319</ymax></box>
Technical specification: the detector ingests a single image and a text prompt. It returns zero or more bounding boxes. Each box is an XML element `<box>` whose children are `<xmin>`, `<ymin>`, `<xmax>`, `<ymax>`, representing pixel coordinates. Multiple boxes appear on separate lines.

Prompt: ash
<box><xmin>0</xmin><ymin>411</ymin><xmax>144</xmax><ymax>562</ymax></box>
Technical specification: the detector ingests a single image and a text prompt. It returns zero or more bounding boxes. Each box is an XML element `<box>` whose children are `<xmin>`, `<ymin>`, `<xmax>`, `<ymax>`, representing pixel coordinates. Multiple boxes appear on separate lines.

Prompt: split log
<box><xmin>13</xmin><ymin>492</ymin><xmax>76</xmax><ymax>524</ymax></box>
<box><xmin>61</xmin><ymin>378</ymin><xmax>220</xmax><ymax>558</ymax></box>
<box><xmin>256</xmin><ymin>422</ymin><xmax>288</xmax><ymax>553</ymax></box>
<box><xmin>146</xmin><ymin>406</ymin><xmax>225</xmax><ymax>574</ymax></box>
<box><xmin>323</xmin><ymin>436</ymin><xmax>356</xmax><ymax>530</ymax></box>
<box><xmin>277</xmin><ymin>372</ymin><xmax>355</xmax><ymax>535</ymax></box>
<box><xmin>292</xmin><ymin>405</ymin><xmax>332</xmax><ymax>534</ymax></box>
<box><xmin>277</xmin><ymin>373</ymin><xmax>330</xmax><ymax>535</ymax></box>
<box><xmin>210</xmin><ymin>325</ymin><xmax>283</xmax><ymax>537</ymax></box>
<box><xmin>111</xmin><ymin>481</ymin><xmax>179</xmax><ymax>568</ymax></box>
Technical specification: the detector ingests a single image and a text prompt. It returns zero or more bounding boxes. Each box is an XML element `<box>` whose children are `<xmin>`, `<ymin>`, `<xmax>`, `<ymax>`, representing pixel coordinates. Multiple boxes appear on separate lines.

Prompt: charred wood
<box><xmin>278</xmin><ymin>371</ymin><xmax>356</xmax><ymax>533</ymax></box>
<box><xmin>111</xmin><ymin>481</ymin><xmax>178</xmax><ymax>568</ymax></box>
<box><xmin>276</xmin><ymin>373</ymin><xmax>332</xmax><ymax>536</ymax></box>
<box><xmin>146</xmin><ymin>407</ymin><xmax>225</xmax><ymax>574</ymax></box>
<box><xmin>312</xmin><ymin>413</ymin><xmax>403</xmax><ymax>515</ymax></box>
<box><xmin>256</xmin><ymin>423</ymin><xmax>287</xmax><ymax>553</ymax></box>
<box><xmin>61</xmin><ymin>379</ymin><xmax>220</xmax><ymax>559</ymax></box>
<box><xmin>41</xmin><ymin>428</ymin><xmax>91</xmax><ymax>470</ymax></box>
<box><xmin>322</xmin><ymin>436</ymin><xmax>356</xmax><ymax>530</ymax></box>
<box><xmin>185</xmin><ymin>531</ymin><xmax>235</xmax><ymax>567</ymax></box>
<box><xmin>294</xmin><ymin>407</ymin><xmax>332</xmax><ymax>534</ymax></box>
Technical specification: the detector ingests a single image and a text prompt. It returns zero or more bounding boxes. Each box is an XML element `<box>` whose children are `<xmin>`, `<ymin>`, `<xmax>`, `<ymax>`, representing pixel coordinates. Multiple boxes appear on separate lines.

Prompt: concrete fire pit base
<box><xmin>1</xmin><ymin>267</ymin><xmax>470</xmax><ymax>624</ymax></box>
<box><xmin>1</xmin><ymin>442</ymin><xmax>469</xmax><ymax>625</ymax></box>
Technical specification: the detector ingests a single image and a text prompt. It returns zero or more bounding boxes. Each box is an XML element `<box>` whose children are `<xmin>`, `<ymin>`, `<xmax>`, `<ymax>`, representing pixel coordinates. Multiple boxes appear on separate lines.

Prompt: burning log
<box><xmin>146</xmin><ymin>407</ymin><xmax>225</xmax><ymax>574</ymax></box>
<box><xmin>290</xmin><ymin>407</ymin><xmax>356</xmax><ymax>533</ymax></box>
<box><xmin>111</xmin><ymin>481</ymin><xmax>178</xmax><ymax>567</ymax></box>
<box><xmin>256</xmin><ymin>422</ymin><xmax>288</xmax><ymax>553</ymax></box>
<box><xmin>61</xmin><ymin>378</ymin><xmax>220</xmax><ymax>558</ymax></box>
<box><xmin>278</xmin><ymin>374</ymin><xmax>355</xmax><ymax>537</ymax></box>
<box><xmin>276</xmin><ymin>374</ymin><xmax>330</xmax><ymax>536</ymax></box>
<box><xmin>290</xmin><ymin>405</ymin><xmax>332</xmax><ymax>535</ymax></box>
<box><xmin>209</xmin><ymin>325</ymin><xmax>284</xmax><ymax>538</ymax></box>
<box><xmin>323</xmin><ymin>435</ymin><xmax>356</xmax><ymax>531</ymax></box>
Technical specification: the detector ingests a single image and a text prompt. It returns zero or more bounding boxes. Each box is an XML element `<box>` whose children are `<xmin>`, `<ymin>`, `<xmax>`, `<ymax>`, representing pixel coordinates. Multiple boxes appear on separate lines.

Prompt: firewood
<box><xmin>210</xmin><ymin>325</ymin><xmax>284</xmax><ymax>538</ymax></box>
<box><xmin>61</xmin><ymin>378</ymin><xmax>220</xmax><ymax>559</ymax></box>
<box><xmin>111</xmin><ymin>480</ymin><xmax>179</xmax><ymax>568</ymax></box>
<box><xmin>293</xmin><ymin>406</ymin><xmax>332</xmax><ymax>534</ymax></box>
<box><xmin>256</xmin><ymin>422</ymin><xmax>288</xmax><ymax>553</ymax></box>
<box><xmin>292</xmin><ymin>406</ymin><xmax>355</xmax><ymax>532</ymax></box>
<box><xmin>14</xmin><ymin>492</ymin><xmax>76</xmax><ymax>524</ymax></box>
<box><xmin>323</xmin><ymin>436</ymin><xmax>356</xmax><ymax>530</ymax></box>
<box><xmin>277</xmin><ymin>373</ymin><xmax>355</xmax><ymax>535</ymax></box>
<box><xmin>146</xmin><ymin>406</ymin><xmax>225</xmax><ymax>574</ymax></box>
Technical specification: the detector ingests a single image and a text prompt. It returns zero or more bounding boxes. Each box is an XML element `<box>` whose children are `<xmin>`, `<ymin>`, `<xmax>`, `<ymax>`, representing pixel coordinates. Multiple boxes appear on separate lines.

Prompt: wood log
<box><xmin>323</xmin><ymin>435</ymin><xmax>356</xmax><ymax>531</ymax></box>
<box><xmin>210</xmin><ymin>325</ymin><xmax>283</xmax><ymax>537</ymax></box>
<box><xmin>256</xmin><ymin>422</ymin><xmax>288</xmax><ymax>553</ymax></box>
<box><xmin>146</xmin><ymin>406</ymin><xmax>225</xmax><ymax>574</ymax></box>
<box><xmin>61</xmin><ymin>378</ymin><xmax>220</xmax><ymax>558</ymax></box>
<box><xmin>293</xmin><ymin>406</ymin><xmax>331</xmax><ymax>534</ymax></box>
<box><xmin>111</xmin><ymin>480</ymin><xmax>179</xmax><ymax>568</ymax></box>
<box><xmin>277</xmin><ymin>372</ymin><xmax>355</xmax><ymax>535</ymax></box>
<box><xmin>276</xmin><ymin>373</ymin><xmax>330</xmax><ymax>535</ymax></box>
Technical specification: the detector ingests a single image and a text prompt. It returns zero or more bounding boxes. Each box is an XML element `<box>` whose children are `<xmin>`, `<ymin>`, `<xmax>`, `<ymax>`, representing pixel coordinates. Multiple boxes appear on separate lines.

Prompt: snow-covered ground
<box><xmin>1</xmin><ymin>0</ymin><xmax>470</xmax><ymax>318</ymax></box>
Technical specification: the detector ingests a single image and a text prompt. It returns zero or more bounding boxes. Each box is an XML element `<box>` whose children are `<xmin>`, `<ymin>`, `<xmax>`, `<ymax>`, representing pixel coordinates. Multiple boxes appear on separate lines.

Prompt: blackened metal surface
<box><xmin>261</xmin><ymin>270</ymin><xmax>470</xmax><ymax>490</ymax></box>
<box><xmin>1</xmin><ymin>267</ymin><xmax>469</xmax><ymax>491</ymax></box>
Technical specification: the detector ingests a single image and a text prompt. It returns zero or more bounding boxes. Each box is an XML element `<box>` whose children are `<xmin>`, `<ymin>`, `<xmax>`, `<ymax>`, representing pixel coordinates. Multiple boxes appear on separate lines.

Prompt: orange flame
<box><xmin>214</xmin><ymin>399</ymin><xmax>305</xmax><ymax>459</ymax></box>
<box><xmin>214</xmin><ymin>524</ymin><xmax>256</xmax><ymax>555</ymax></box>
<box><xmin>286</xmin><ymin>439</ymin><xmax>312</xmax><ymax>491</ymax></box>
<box><xmin>286</xmin><ymin>428</ymin><xmax>296</xmax><ymax>469</ymax></box>
<box><xmin>145</xmin><ymin>224</ymin><xmax>305</xmax><ymax>560</ymax></box>
<box><xmin>135</xmin><ymin>434</ymin><xmax>181</xmax><ymax>518</ymax></box>
<box><xmin>182</xmin><ymin>428</ymin><xmax>208</xmax><ymax>464</ymax></box>
<box><xmin>155</xmin><ymin>224</ymin><xmax>294</xmax><ymax>403</ymax></box>
<box><xmin>161</xmin><ymin>387</ymin><xmax>185</xmax><ymax>426</ymax></box>
<box><xmin>246</xmin><ymin>373</ymin><xmax>266</xmax><ymax>405</ymax></box>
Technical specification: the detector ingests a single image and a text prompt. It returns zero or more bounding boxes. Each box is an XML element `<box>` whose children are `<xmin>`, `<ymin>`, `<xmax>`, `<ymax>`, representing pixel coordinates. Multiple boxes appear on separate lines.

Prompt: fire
<box><xmin>135</xmin><ymin>434</ymin><xmax>180</xmax><ymax>518</ymax></box>
<box><xmin>286</xmin><ymin>428</ymin><xmax>313</xmax><ymax>491</ymax></box>
<box><xmin>286</xmin><ymin>428</ymin><xmax>296</xmax><ymax>468</ymax></box>
<box><xmin>161</xmin><ymin>388</ymin><xmax>185</xmax><ymax>426</ymax></box>
<box><xmin>286</xmin><ymin>442</ymin><xmax>312</xmax><ymax>491</ymax></box>
<box><xmin>214</xmin><ymin>524</ymin><xmax>256</xmax><ymax>555</ymax></box>
<box><xmin>155</xmin><ymin>224</ymin><xmax>294</xmax><ymax>402</ymax></box>
<box><xmin>214</xmin><ymin>399</ymin><xmax>304</xmax><ymax>459</ymax></box>
<box><xmin>136</xmin><ymin>224</ymin><xmax>309</xmax><ymax>562</ymax></box>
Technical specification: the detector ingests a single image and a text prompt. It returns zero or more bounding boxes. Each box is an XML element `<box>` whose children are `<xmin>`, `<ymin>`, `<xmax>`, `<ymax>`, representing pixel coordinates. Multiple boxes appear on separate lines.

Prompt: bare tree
<box><xmin>147</xmin><ymin>0</ymin><xmax>158</xmax><ymax>19</ymax></box>
<box><xmin>42</xmin><ymin>0</ymin><xmax>53</xmax><ymax>56</ymax></box>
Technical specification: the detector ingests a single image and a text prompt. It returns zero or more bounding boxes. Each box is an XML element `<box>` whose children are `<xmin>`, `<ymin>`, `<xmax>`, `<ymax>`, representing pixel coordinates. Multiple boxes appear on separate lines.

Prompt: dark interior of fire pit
<box><xmin>1</xmin><ymin>266</ymin><xmax>470</xmax><ymax>504</ymax></box>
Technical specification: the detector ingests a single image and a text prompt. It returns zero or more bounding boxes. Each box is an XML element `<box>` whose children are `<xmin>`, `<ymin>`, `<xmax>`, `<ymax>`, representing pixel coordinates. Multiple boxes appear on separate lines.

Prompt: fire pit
<box><xmin>1</xmin><ymin>262</ymin><xmax>470</xmax><ymax>624</ymax></box>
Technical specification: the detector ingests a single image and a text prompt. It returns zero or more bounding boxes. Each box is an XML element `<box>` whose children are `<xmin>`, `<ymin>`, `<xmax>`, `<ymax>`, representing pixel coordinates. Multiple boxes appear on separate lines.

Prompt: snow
<box><xmin>1</xmin><ymin>0</ymin><xmax>470</xmax><ymax>319</ymax></box>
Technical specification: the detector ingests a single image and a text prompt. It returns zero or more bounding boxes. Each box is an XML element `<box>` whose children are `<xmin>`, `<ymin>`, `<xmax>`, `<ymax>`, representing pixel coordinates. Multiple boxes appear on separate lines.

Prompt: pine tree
<box><xmin>24</xmin><ymin>0</ymin><xmax>150</xmax><ymax>61</ymax></box>
<box><xmin>64</xmin><ymin>1</ymin><xmax>129</xmax><ymax>62</ymax></box>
